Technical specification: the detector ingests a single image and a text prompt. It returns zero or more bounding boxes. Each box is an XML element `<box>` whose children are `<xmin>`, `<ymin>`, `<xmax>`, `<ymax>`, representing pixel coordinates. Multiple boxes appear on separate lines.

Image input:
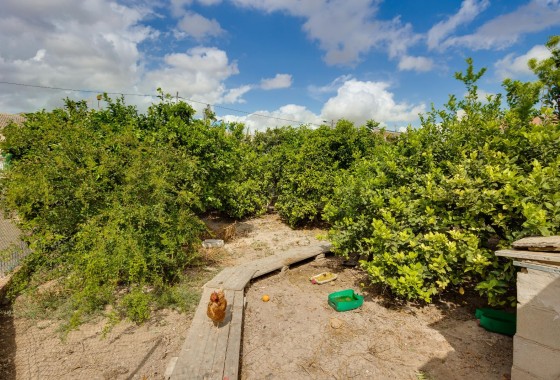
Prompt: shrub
<box><xmin>325</xmin><ymin>54</ymin><xmax>560</xmax><ymax>306</ymax></box>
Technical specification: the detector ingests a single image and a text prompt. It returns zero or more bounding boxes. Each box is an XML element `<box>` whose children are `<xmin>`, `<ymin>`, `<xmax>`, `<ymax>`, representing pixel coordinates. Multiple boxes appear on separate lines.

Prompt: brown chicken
<box><xmin>207</xmin><ymin>289</ymin><xmax>227</xmax><ymax>328</ymax></box>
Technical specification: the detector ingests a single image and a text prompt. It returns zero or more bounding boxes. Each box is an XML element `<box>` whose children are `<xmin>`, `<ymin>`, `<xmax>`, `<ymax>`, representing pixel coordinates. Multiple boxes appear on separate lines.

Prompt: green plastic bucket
<box><xmin>328</xmin><ymin>289</ymin><xmax>364</xmax><ymax>312</ymax></box>
<box><xmin>475</xmin><ymin>308</ymin><xmax>516</xmax><ymax>336</ymax></box>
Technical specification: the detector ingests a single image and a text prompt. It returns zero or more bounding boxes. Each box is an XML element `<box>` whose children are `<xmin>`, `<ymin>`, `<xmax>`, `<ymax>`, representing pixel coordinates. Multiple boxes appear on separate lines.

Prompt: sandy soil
<box><xmin>241</xmin><ymin>259</ymin><xmax>513</xmax><ymax>380</ymax></box>
<box><xmin>0</xmin><ymin>214</ymin><xmax>513</xmax><ymax>379</ymax></box>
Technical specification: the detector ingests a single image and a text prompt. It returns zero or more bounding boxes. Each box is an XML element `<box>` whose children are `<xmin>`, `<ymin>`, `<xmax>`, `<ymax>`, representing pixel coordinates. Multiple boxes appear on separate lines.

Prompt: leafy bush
<box><xmin>325</xmin><ymin>49</ymin><xmax>560</xmax><ymax>306</ymax></box>
<box><xmin>2</xmin><ymin>36</ymin><xmax>559</xmax><ymax>325</ymax></box>
<box><xmin>0</xmin><ymin>94</ymin><xmax>265</xmax><ymax>327</ymax></box>
<box><xmin>253</xmin><ymin>121</ymin><xmax>382</xmax><ymax>227</ymax></box>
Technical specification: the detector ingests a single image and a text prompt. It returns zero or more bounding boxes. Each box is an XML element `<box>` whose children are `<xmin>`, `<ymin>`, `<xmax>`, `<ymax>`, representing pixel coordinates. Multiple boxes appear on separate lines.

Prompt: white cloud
<box><xmin>260</xmin><ymin>74</ymin><xmax>292</xmax><ymax>90</ymax></box>
<box><xmin>198</xmin><ymin>0</ymin><xmax>222</xmax><ymax>5</ymax></box>
<box><xmin>460</xmin><ymin>88</ymin><xmax>497</xmax><ymax>104</ymax></box>
<box><xmin>221</xmin><ymin>104</ymin><xmax>322</xmax><ymax>132</ymax></box>
<box><xmin>398</xmin><ymin>55</ymin><xmax>434</xmax><ymax>72</ymax></box>
<box><xmin>0</xmin><ymin>0</ymin><xmax>154</xmax><ymax>113</ymax></box>
<box><xmin>320</xmin><ymin>79</ymin><xmax>425</xmax><ymax>126</ymax></box>
<box><xmin>230</xmin><ymin>0</ymin><xmax>419</xmax><ymax>65</ymax></box>
<box><xmin>170</xmin><ymin>0</ymin><xmax>222</xmax><ymax>17</ymax></box>
<box><xmin>223</xmin><ymin>78</ymin><xmax>425</xmax><ymax>132</ymax></box>
<box><xmin>439</xmin><ymin>0</ymin><xmax>560</xmax><ymax>50</ymax></box>
<box><xmin>177</xmin><ymin>11</ymin><xmax>224</xmax><ymax>39</ymax></box>
<box><xmin>0</xmin><ymin>1</ymin><xmax>250</xmax><ymax>114</ymax></box>
<box><xmin>222</xmin><ymin>85</ymin><xmax>252</xmax><ymax>103</ymax></box>
<box><xmin>308</xmin><ymin>75</ymin><xmax>353</xmax><ymax>98</ymax></box>
<box><xmin>141</xmin><ymin>47</ymin><xmax>248</xmax><ymax>110</ymax></box>
<box><xmin>476</xmin><ymin>88</ymin><xmax>498</xmax><ymax>102</ymax></box>
<box><xmin>170</xmin><ymin>0</ymin><xmax>193</xmax><ymax>17</ymax></box>
<box><xmin>495</xmin><ymin>44</ymin><xmax>551</xmax><ymax>79</ymax></box>
<box><xmin>427</xmin><ymin>0</ymin><xmax>489</xmax><ymax>51</ymax></box>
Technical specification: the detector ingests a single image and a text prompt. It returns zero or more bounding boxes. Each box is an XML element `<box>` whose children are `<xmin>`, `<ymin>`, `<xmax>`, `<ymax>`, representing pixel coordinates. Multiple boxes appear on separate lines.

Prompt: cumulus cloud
<box><xmin>495</xmin><ymin>44</ymin><xmax>551</xmax><ymax>79</ymax></box>
<box><xmin>223</xmin><ymin>78</ymin><xmax>425</xmax><ymax>131</ymax></box>
<box><xmin>222</xmin><ymin>85</ymin><xmax>252</xmax><ymax>103</ymax></box>
<box><xmin>308</xmin><ymin>75</ymin><xmax>353</xmax><ymax>98</ymax></box>
<box><xmin>170</xmin><ymin>0</ymin><xmax>222</xmax><ymax>17</ymax></box>
<box><xmin>427</xmin><ymin>0</ymin><xmax>489</xmax><ymax>51</ymax></box>
<box><xmin>221</xmin><ymin>104</ymin><xmax>322</xmax><ymax>132</ymax></box>
<box><xmin>0</xmin><ymin>0</ymin><xmax>154</xmax><ymax>113</ymax></box>
<box><xmin>321</xmin><ymin>79</ymin><xmax>425</xmax><ymax>126</ymax></box>
<box><xmin>170</xmin><ymin>0</ymin><xmax>193</xmax><ymax>17</ymax></box>
<box><xmin>0</xmin><ymin>1</ymin><xmax>250</xmax><ymax>114</ymax></box>
<box><xmin>398</xmin><ymin>55</ymin><xmax>434</xmax><ymax>72</ymax></box>
<box><xmin>439</xmin><ymin>0</ymin><xmax>560</xmax><ymax>50</ymax></box>
<box><xmin>198</xmin><ymin>0</ymin><xmax>222</xmax><ymax>5</ymax></box>
<box><xmin>141</xmin><ymin>47</ymin><xmax>248</xmax><ymax>110</ymax></box>
<box><xmin>260</xmin><ymin>74</ymin><xmax>292</xmax><ymax>90</ymax></box>
<box><xmin>177</xmin><ymin>11</ymin><xmax>224</xmax><ymax>39</ymax></box>
<box><xmin>230</xmin><ymin>0</ymin><xmax>419</xmax><ymax>65</ymax></box>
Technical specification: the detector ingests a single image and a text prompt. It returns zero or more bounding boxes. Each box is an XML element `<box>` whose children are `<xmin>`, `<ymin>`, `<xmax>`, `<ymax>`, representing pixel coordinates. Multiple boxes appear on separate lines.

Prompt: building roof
<box><xmin>0</xmin><ymin>113</ymin><xmax>26</xmax><ymax>129</ymax></box>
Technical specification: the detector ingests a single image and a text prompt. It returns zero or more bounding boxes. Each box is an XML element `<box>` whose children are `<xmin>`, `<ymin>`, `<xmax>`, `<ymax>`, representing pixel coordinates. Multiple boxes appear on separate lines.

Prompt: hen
<box><xmin>207</xmin><ymin>289</ymin><xmax>227</xmax><ymax>328</ymax></box>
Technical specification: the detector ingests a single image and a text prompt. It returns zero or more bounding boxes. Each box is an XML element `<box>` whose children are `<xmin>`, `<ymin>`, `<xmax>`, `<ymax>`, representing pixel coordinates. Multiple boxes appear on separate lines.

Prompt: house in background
<box><xmin>0</xmin><ymin>113</ymin><xmax>25</xmax><ymax>170</ymax></box>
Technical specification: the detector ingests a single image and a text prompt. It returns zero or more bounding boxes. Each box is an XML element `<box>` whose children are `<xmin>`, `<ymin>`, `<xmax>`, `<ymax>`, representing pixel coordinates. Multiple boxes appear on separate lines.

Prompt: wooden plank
<box><xmin>249</xmin><ymin>255</ymin><xmax>284</xmax><ymax>277</ymax></box>
<box><xmin>513</xmin><ymin>236</ymin><xmax>560</xmax><ymax>251</ymax></box>
<box><xmin>227</xmin><ymin>266</ymin><xmax>257</xmax><ymax>291</ymax></box>
<box><xmin>513</xmin><ymin>260</ymin><xmax>560</xmax><ymax>274</ymax></box>
<box><xmin>200</xmin><ymin>288</ymin><xmax>235</xmax><ymax>380</ymax></box>
<box><xmin>223</xmin><ymin>290</ymin><xmax>244</xmax><ymax>380</ymax></box>
<box><xmin>205</xmin><ymin>267</ymin><xmax>237</xmax><ymax>289</ymax></box>
<box><xmin>172</xmin><ymin>241</ymin><xmax>332</xmax><ymax>379</ymax></box>
<box><xmin>171</xmin><ymin>287</ymin><xmax>216</xmax><ymax>379</ymax></box>
<box><xmin>496</xmin><ymin>249</ymin><xmax>560</xmax><ymax>263</ymax></box>
<box><xmin>220</xmin><ymin>243</ymin><xmax>329</xmax><ymax>289</ymax></box>
<box><xmin>252</xmin><ymin>244</ymin><xmax>331</xmax><ymax>278</ymax></box>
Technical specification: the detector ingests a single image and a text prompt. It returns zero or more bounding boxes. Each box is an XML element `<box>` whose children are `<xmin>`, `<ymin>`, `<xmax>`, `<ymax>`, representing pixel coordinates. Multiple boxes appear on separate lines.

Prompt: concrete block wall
<box><xmin>513</xmin><ymin>268</ymin><xmax>560</xmax><ymax>380</ymax></box>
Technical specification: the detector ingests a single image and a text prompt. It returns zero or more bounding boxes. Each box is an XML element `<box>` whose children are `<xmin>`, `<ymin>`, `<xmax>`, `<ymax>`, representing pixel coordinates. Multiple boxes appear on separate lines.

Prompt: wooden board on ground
<box><xmin>513</xmin><ymin>236</ymin><xmax>560</xmax><ymax>252</ymax></box>
<box><xmin>170</xmin><ymin>287</ymin><xmax>216</xmax><ymax>379</ymax></box>
<box><xmin>171</xmin><ymin>242</ymin><xmax>331</xmax><ymax>379</ymax></box>
<box><xmin>171</xmin><ymin>287</ymin><xmax>239</xmax><ymax>380</ymax></box>
<box><xmin>251</xmin><ymin>243</ymin><xmax>332</xmax><ymax>278</ymax></box>
<box><xmin>223</xmin><ymin>290</ymin><xmax>244</xmax><ymax>380</ymax></box>
<box><xmin>495</xmin><ymin>249</ymin><xmax>560</xmax><ymax>264</ymax></box>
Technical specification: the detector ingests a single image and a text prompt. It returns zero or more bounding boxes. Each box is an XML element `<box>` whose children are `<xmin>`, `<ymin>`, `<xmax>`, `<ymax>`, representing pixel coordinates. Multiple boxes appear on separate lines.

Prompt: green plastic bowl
<box><xmin>475</xmin><ymin>308</ymin><xmax>516</xmax><ymax>336</ymax></box>
<box><xmin>328</xmin><ymin>289</ymin><xmax>364</xmax><ymax>312</ymax></box>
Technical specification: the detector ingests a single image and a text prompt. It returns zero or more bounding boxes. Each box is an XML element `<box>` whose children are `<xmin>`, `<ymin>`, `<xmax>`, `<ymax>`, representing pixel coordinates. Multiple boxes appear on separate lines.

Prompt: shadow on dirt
<box><xmin>417</xmin><ymin>299</ymin><xmax>513</xmax><ymax>379</ymax></box>
<box><xmin>0</xmin><ymin>298</ymin><xmax>16</xmax><ymax>380</ymax></box>
<box><xmin>346</xmin><ymin>264</ymin><xmax>514</xmax><ymax>379</ymax></box>
<box><xmin>202</xmin><ymin>213</ymin><xmax>255</xmax><ymax>242</ymax></box>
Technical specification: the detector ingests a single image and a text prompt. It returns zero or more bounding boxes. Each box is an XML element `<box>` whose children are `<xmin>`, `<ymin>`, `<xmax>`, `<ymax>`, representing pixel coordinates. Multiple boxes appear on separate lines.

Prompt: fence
<box><xmin>0</xmin><ymin>214</ymin><xmax>29</xmax><ymax>277</ymax></box>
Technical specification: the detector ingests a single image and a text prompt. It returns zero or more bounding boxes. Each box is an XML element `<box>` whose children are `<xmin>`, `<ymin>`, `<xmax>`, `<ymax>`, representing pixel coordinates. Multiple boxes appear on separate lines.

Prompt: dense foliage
<box><xmin>325</xmin><ymin>43</ymin><xmax>560</xmax><ymax>305</ymax></box>
<box><xmin>0</xmin><ymin>93</ymin><xmax>266</xmax><ymax>325</ymax></box>
<box><xmin>252</xmin><ymin>121</ymin><xmax>382</xmax><ymax>226</ymax></box>
<box><xmin>1</xmin><ymin>36</ymin><xmax>558</xmax><ymax>324</ymax></box>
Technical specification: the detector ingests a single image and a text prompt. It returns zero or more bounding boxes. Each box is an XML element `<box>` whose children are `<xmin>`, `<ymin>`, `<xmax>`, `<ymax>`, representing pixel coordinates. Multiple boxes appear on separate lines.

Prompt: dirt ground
<box><xmin>0</xmin><ymin>214</ymin><xmax>513</xmax><ymax>379</ymax></box>
<box><xmin>241</xmin><ymin>259</ymin><xmax>513</xmax><ymax>380</ymax></box>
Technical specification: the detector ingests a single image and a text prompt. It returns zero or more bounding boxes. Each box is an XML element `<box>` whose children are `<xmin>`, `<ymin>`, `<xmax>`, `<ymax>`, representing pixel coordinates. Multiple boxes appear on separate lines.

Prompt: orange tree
<box><xmin>0</xmin><ymin>93</ymin><xmax>267</xmax><ymax>326</ymax></box>
<box><xmin>325</xmin><ymin>52</ymin><xmax>560</xmax><ymax>306</ymax></box>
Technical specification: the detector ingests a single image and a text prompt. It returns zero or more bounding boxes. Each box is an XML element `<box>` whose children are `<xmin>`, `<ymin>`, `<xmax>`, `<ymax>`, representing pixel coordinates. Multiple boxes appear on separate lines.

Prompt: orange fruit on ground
<box><xmin>262</xmin><ymin>295</ymin><xmax>270</xmax><ymax>302</ymax></box>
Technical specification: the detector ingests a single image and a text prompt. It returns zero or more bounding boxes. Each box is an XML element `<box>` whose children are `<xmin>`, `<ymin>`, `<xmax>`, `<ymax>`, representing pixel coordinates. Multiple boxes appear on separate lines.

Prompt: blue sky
<box><xmin>0</xmin><ymin>0</ymin><xmax>559</xmax><ymax>131</ymax></box>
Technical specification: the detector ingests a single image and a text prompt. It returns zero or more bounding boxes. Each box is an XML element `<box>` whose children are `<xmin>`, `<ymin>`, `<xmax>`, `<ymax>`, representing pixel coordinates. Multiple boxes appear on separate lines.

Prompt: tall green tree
<box><xmin>529</xmin><ymin>35</ymin><xmax>560</xmax><ymax>117</ymax></box>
